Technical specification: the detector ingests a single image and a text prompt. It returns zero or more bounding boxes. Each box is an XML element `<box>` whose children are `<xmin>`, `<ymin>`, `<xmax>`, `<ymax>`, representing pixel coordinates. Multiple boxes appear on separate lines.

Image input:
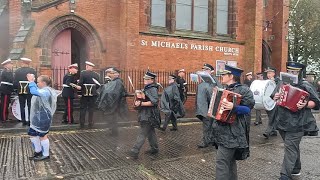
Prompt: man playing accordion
<box><xmin>273</xmin><ymin>62</ymin><xmax>319</xmax><ymax>180</ymax></box>
<box><xmin>214</xmin><ymin>65</ymin><xmax>255</xmax><ymax>180</ymax></box>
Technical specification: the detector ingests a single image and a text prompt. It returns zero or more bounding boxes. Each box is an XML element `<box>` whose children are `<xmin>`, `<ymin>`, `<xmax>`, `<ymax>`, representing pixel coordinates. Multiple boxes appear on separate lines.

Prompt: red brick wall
<box><xmin>8</xmin><ymin>0</ymin><xmax>21</xmax><ymax>43</ymax></box>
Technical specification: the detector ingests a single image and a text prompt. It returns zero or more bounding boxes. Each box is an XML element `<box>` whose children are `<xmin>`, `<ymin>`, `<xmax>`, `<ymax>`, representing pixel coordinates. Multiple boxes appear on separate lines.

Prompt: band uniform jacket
<box><xmin>78</xmin><ymin>70</ymin><xmax>101</xmax><ymax>96</ymax></box>
<box><xmin>62</xmin><ymin>73</ymin><xmax>78</xmax><ymax>99</ymax></box>
<box><xmin>160</xmin><ymin>82</ymin><xmax>185</xmax><ymax>119</ymax></box>
<box><xmin>137</xmin><ymin>83</ymin><xmax>161</xmax><ymax>128</ymax></box>
<box><xmin>96</xmin><ymin>77</ymin><xmax>129</xmax><ymax>119</ymax></box>
<box><xmin>214</xmin><ymin>84</ymin><xmax>255</xmax><ymax>152</ymax></box>
<box><xmin>14</xmin><ymin>67</ymin><xmax>37</xmax><ymax>94</ymax></box>
<box><xmin>274</xmin><ymin>81</ymin><xmax>320</xmax><ymax>133</ymax></box>
<box><xmin>0</xmin><ymin>68</ymin><xmax>14</xmax><ymax>94</ymax></box>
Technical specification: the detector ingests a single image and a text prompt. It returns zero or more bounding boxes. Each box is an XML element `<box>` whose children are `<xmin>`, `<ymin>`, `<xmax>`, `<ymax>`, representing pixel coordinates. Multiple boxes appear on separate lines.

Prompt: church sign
<box><xmin>140</xmin><ymin>40</ymin><xmax>240</xmax><ymax>56</ymax></box>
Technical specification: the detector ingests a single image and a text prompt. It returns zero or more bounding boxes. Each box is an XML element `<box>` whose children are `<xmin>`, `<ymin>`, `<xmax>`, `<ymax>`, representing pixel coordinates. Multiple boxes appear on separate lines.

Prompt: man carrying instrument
<box><xmin>160</xmin><ymin>74</ymin><xmax>185</xmax><ymax>131</ymax></box>
<box><xmin>272</xmin><ymin>62</ymin><xmax>319</xmax><ymax>180</ymax></box>
<box><xmin>254</xmin><ymin>72</ymin><xmax>264</xmax><ymax>125</ymax></box>
<box><xmin>196</xmin><ymin>63</ymin><xmax>216</xmax><ymax>148</ymax></box>
<box><xmin>176</xmin><ymin>69</ymin><xmax>187</xmax><ymax>103</ymax></box>
<box><xmin>263</xmin><ymin>66</ymin><xmax>279</xmax><ymax>138</ymax></box>
<box><xmin>129</xmin><ymin>71</ymin><xmax>161</xmax><ymax>159</ymax></box>
<box><xmin>96</xmin><ymin>67</ymin><xmax>128</xmax><ymax>136</ymax></box>
<box><xmin>14</xmin><ymin>57</ymin><xmax>37</xmax><ymax>126</ymax></box>
<box><xmin>0</xmin><ymin>59</ymin><xmax>14</xmax><ymax>123</ymax></box>
<box><xmin>78</xmin><ymin>61</ymin><xmax>101</xmax><ymax>129</ymax></box>
<box><xmin>215</xmin><ymin>65</ymin><xmax>255</xmax><ymax>180</ymax></box>
<box><xmin>61</xmin><ymin>63</ymin><xmax>79</xmax><ymax>124</ymax></box>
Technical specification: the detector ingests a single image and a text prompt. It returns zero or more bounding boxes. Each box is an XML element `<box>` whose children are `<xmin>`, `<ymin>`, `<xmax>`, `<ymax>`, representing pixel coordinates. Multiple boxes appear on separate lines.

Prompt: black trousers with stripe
<box><xmin>0</xmin><ymin>94</ymin><xmax>11</xmax><ymax>122</ymax></box>
<box><xmin>62</xmin><ymin>97</ymin><xmax>74</xmax><ymax>123</ymax></box>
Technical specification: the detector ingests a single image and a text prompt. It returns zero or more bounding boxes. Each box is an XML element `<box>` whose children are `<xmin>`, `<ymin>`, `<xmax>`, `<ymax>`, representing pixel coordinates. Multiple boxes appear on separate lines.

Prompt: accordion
<box><xmin>208</xmin><ymin>87</ymin><xmax>242</xmax><ymax>124</ymax></box>
<box><xmin>277</xmin><ymin>84</ymin><xmax>309</xmax><ymax>112</ymax></box>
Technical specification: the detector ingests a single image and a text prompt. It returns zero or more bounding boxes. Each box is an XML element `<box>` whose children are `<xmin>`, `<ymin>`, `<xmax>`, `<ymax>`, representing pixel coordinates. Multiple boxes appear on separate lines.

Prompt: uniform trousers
<box><xmin>162</xmin><ymin>113</ymin><xmax>177</xmax><ymax>130</ymax></box>
<box><xmin>79</xmin><ymin>96</ymin><xmax>96</xmax><ymax>128</ymax></box>
<box><xmin>63</xmin><ymin>97</ymin><xmax>74</xmax><ymax>123</ymax></box>
<box><xmin>19</xmin><ymin>94</ymin><xmax>32</xmax><ymax>122</ymax></box>
<box><xmin>265</xmin><ymin>108</ymin><xmax>278</xmax><ymax>135</ymax></box>
<box><xmin>0</xmin><ymin>94</ymin><xmax>11</xmax><ymax>122</ymax></box>
<box><xmin>202</xmin><ymin>117</ymin><xmax>214</xmax><ymax>145</ymax></box>
<box><xmin>279</xmin><ymin>131</ymin><xmax>304</xmax><ymax>179</ymax></box>
<box><xmin>255</xmin><ymin>109</ymin><xmax>262</xmax><ymax>124</ymax></box>
<box><xmin>131</xmin><ymin>122</ymin><xmax>158</xmax><ymax>153</ymax></box>
<box><xmin>216</xmin><ymin>145</ymin><xmax>238</xmax><ymax>180</ymax></box>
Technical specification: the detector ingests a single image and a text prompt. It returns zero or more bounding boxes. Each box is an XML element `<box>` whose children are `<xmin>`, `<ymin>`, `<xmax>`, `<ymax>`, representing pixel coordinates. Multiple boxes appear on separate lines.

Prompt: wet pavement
<box><xmin>0</xmin><ymin>113</ymin><xmax>320</xmax><ymax>180</ymax></box>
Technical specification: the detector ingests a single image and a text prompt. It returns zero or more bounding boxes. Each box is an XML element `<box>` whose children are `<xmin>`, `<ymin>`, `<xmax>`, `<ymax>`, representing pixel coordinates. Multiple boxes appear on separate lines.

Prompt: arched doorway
<box><xmin>262</xmin><ymin>40</ymin><xmax>272</xmax><ymax>71</ymax></box>
<box><xmin>51</xmin><ymin>28</ymin><xmax>88</xmax><ymax>88</ymax></box>
<box><xmin>37</xmin><ymin>15</ymin><xmax>106</xmax><ymax>88</ymax></box>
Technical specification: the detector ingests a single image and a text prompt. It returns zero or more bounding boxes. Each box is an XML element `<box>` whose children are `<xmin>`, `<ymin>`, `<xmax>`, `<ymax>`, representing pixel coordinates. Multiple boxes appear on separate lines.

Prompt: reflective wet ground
<box><xmin>0</xmin><ymin>114</ymin><xmax>320</xmax><ymax>180</ymax></box>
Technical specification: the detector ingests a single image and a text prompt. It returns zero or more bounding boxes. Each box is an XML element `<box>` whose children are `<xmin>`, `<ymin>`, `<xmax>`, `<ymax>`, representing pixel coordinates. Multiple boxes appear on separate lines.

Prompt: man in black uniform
<box><xmin>215</xmin><ymin>65</ymin><xmax>255</xmax><ymax>180</ymax></box>
<box><xmin>176</xmin><ymin>69</ymin><xmax>187</xmax><ymax>103</ymax></box>
<box><xmin>129</xmin><ymin>71</ymin><xmax>161</xmax><ymax>159</ymax></box>
<box><xmin>263</xmin><ymin>67</ymin><xmax>279</xmax><ymax>138</ymax></box>
<box><xmin>160</xmin><ymin>74</ymin><xmax>185</xmax><ymax>131</ymax></box>
<box><xmin>78</xmin><ymin>61</ymin><xmax>101</xmax><ymax>129</ymax></box>
<box><xmin>196</xmin><ymin>63</ymin><xmax>217</xmax><ymax>148</ymax></box>
<box><xmin>14</xmin><ymin>57</ymin><xmax>37</xmax><ymax>126</ymax></box>
<box><xmin>243</xmin><ymin>72</ymin><xmax>253</xmax><ymax>87</ymax></box>
<box><xmin>0</xmin><ymin>59</ymin><xmax>14</xmax><ymax>123</ymax></box>
<box><xmin>61</xmin><ymin>63</ymin><xmax>79</xmax><ymax>124</ymax></box>
<box><xmin>273</xmin><ymin>62</ymin><xmax>319</xmax><ymax>180</ymax></box>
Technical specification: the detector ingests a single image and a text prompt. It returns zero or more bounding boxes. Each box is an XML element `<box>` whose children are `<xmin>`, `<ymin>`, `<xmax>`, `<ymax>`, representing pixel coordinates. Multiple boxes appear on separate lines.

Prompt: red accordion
<box><xmin>208</xmin><ymin>87</ymin><xmax>242</xmax><ymax>124</ymax></box>
<box><xmin>277</xmin><ymin>84</ymin><xmax>309</xmax><ymax>112</ymax></box>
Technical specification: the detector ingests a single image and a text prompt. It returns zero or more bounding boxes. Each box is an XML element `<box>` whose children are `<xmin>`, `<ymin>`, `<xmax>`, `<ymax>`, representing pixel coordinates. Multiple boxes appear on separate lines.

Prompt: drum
<box><xmin>250</xmin><ymin>80</ymin><xmax>276</xmax><ymax>111</ymax></box>
<box><xmin>11</xmin><ymin>96</ymin><xmax>29</xmax><ymax>121</ymax></box>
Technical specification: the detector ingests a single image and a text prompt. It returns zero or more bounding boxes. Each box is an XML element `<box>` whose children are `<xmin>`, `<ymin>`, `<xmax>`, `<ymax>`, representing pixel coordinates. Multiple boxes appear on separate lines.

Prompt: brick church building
<box><xmin>0</xmin><ymin>0</ymin><xmax>289</xmax><ymax>81</ymax></box>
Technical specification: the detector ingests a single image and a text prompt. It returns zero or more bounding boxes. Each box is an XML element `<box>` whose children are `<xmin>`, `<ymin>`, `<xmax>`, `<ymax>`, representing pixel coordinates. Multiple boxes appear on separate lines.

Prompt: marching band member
<box><xmin>176</xmin><ymin>69</ymin><xmax>187</xmax><ymax>103</ymax></box>
<box><xmin>129</xmin><ymin>71</ymin><xmax>161</xmax><ymax>159</ymax></box>
<box><xmin>160</xmin><ymin>74</ymin><xmax>185</xmax><ymax>131</ymax></box>
<box><xmin>96</xmin><ymin>67</ymin><xmax>128</xmax><ymax>136</ymax></box>
<box><xmin>196</xmin><ymin>63</ymin><xmax>216</xmax><ymax>148</ymax></box>
<box><xmin>14</xmin><ymin>58</ymin><xmax>37</xmax><ymax>126</ymax></box>
<box><xmin>61</xmin><ymin>63</ymin><xmax>79</xmax><ymax>124</ymax></box>
<box><xmin>0</xmin><ymin>59</ymin><xmax>14</xmax><ymax>122</ymax></box>
<box><xmin>244</xmin><ymin>72</ymin><xmax>253</xmax><ymax>87</ymax></box>
<box><xmin>254</xmin><ymin>72</ymin><xmax>264</xmax><ymax>126</ymax></box>
<box><xmin>263</xmin><ymin>67</ymin><xmax>279</xmax><ymax>138</ymax></box>
<box><xmin>273</xmin><ymin>62</ymin><xmax>319</xmax><ymax>180</ymax></box>
<box><xmin>27</xmin><ymin>74</ymin><xmax>59</xmax><ymax>161</ymax></box>
<box><xmin>215</xmin><ymin>65</ymin><xmax>255</xmax><ymax>180</ymax></box>
<box><xmin>78</xmin><ymin>61</ymin><xmax>101</xmax><ymax>129</ymax></box>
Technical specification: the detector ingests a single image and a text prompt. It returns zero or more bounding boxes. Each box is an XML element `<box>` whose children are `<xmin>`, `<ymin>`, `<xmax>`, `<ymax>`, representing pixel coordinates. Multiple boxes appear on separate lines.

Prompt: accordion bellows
<box><xmin>208</xmin><ymin>87</ymin><xmax>242</xmax><ymax>124</ymax></box>
<box><xmin>277</xmin><ymin>84</ymin><xmax>310</xmax><ymax>112</ymax></box>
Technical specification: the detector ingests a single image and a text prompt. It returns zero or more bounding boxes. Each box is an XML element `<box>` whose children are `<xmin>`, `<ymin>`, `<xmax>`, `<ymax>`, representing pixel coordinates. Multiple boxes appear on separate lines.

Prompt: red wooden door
<box><xmin>51</xmin><ymin>29</ymin><xmax>72</xmax><ymax>88</ymax></box>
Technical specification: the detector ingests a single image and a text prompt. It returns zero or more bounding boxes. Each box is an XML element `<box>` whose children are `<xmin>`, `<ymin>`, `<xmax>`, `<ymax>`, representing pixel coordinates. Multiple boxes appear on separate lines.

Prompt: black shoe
<box><xmin>279</xmin><ymin>175</ymin><xmax>289</xmax><ymax>180</ymax></box>
<box><xmin>69</xmin><ymin>121</ymin><xmax>78</xmax><ymax>125</ymax></box>
<box><xmin>22</xmin><ymin>121</ymin><xmax>27</xmax><ymax>126</ymax></box>
<box><xmin>254</xmin><ymin>122</ymin><xmax>262</xmax><ymax>126</ymax></box>
<box><xmin>33</xmin><ymin>155</ymin><xmax>50</xmax><ymax>161</ymax></box>
<box><xmin>263</xmin><ymin>133</ymin><xmax>269</xmax><ymax>139</ymax></box>
<box><xmin>61</xmin><ymin>120</ymin><xmax>68</xmax><ymax>124</ymax></box>
<box><xmin>29</xmin><ymin>152</ymin><xmax>42</xmax><ymax>160</ymax></box>
<box><xmin>197</xmin><ymin>143</ymin><xmax>209</xmax><ymax>148</ymax></box>
<box><xmin>128</xmin><ymin>151</ymin><xmax>139</xmax><ymax>159</ymax></box>
<box><xmin>270</xmin><ymin>132</ymin><xmax>277</xmax><ymax>136</ymax></box>
<box><xmin>145</xmin><ymin>149</ymin><xmax>159</xmax><ymax>155</ymax></box>
<box><xmin>170</xmin><ymin>128</ymin><xmax>178</xmax><ymax>131</ymax></box>
<box><xmin>159</xmin><ymin>127</ymin><xmax>166</xmax><ymax>132</ymax></box>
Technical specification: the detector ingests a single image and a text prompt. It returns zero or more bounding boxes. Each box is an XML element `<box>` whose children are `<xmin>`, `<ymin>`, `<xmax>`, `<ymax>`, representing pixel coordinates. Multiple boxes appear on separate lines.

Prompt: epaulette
<box><xmin>81</xmin><ymin>70</ymin><xmax>86</xmax><ymax>72</ymax></box>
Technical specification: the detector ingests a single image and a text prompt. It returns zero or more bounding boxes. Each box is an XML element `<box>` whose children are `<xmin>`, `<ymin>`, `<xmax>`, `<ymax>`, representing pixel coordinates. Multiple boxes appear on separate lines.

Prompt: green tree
<box><xmin>288</xmin><ymin>0</ymin><xmax>320</xmax><ymax>73</ymax></box>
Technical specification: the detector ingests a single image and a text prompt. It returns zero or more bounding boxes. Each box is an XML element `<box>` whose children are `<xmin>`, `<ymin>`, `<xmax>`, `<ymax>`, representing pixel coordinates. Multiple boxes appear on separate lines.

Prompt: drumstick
<box><xmin>128</xmin><ymin>76</ymin><xmax>135</xmax><ymax>91</ymax></box>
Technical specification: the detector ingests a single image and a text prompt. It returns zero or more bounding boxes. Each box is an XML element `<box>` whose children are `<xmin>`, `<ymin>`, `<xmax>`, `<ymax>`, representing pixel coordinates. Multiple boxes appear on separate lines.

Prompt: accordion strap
<box><xmin>225</xmin><ymin>95</ymin><xmax>237</xmax><ymax>123</ymax></box>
